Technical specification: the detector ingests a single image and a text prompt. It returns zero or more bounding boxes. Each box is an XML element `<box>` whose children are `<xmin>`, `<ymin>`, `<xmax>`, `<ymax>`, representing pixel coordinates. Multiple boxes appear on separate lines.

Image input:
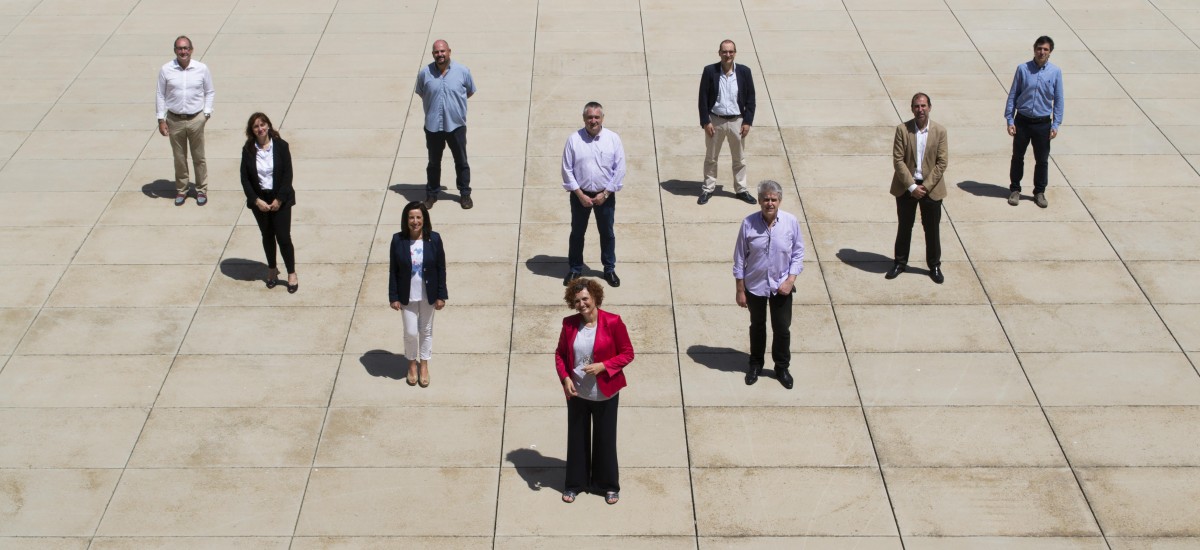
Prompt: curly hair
<box><xmin>563</xmin><ymin>277</ymin><xmax>604</xmax><ymax>308</ymax></box>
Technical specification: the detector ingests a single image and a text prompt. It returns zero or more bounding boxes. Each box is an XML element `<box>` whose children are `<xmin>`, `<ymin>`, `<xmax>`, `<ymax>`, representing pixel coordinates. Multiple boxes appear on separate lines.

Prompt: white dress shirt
<box><xmin>156</xmin><ymin>59</ymin><xmax>215</xmax><ymax>119</ymax></box>
<box><xmin>255</xmin><ymin>140</ymin><xmax>274</xmax><ymax>190</ymax></box>
<box><xmin>713</xmin><ymin>64</ymin><xmax>740</xmax><ymax>117</ymax></box>
<box><xmin>561</xmin><ymin>128</ymin><xmax>626</xmax><ymax>194</ymax></box>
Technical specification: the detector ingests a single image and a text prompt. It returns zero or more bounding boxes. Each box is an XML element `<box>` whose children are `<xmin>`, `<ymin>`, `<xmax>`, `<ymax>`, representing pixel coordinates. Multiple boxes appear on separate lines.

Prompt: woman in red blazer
<box><xmin>239</xmin><ymin>112</ymin><xmax>298</xmax><ymax>293</ymax></box>
<box><xmin>555</xmin><ymin>277</ymin><xmax>634</xmax><ymax>505</ymax></box>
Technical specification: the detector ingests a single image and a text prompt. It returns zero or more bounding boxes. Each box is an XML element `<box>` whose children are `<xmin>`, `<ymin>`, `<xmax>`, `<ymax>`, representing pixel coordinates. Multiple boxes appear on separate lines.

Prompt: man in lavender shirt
<box><xmin>733</xmin><ymin>180</ymin><xmax>805</xmax><ymax>389</ymax></box>
<box><xmin>562</xmin><ymin>101</ymin><xmax>626</xmax><ymax>288</ymax></box>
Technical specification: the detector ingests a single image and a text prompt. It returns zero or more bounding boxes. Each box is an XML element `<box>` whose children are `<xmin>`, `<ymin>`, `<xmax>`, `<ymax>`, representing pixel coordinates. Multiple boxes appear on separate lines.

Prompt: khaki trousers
<box><xmin>167</xmin><ymin>112</ymin><xmax>208</xmax><ymax>194</ymax></box>
<box><xmin>702</xmin><ymin>115</ymin><xmax>747</xmax><ymax>194</ymax></box>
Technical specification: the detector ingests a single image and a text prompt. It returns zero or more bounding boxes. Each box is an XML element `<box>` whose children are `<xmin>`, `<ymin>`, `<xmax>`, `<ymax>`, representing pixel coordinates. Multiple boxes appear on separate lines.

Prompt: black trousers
<box><xmin>1010</xmin><ymin>114</ymin><xmax>1052</xmax><ymax>193</ymax></box>
<box><xmin>746</xmin><ymin>290</ymin><xmax>793</xmax><ymax>370</ymax></box>
<box><xmin>894</xmin><ymin>193</ymin><xmax>942</xmax><ymax>268</ymax></box>
<box><xmin>251</xmin><ymin>203</ymin><xmax>295</xmax><ymax>273</ymax></box>
<box><xmin>425</xmin><ymin>126</ymin><xmax>471</xmax><ymax>198</ymax></box>
<box><xmin>565</xmin><ymin>392</ymin><xmax>620</xmax><ymax>494</ymax></box>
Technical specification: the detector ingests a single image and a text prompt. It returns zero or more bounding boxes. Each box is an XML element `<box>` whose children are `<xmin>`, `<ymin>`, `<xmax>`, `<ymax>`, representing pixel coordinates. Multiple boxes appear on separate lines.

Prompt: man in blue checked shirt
<box><xmin>1005</xmin><ymin>35</ymin><xmax>1064</xmax><ymax>209</ymax></box>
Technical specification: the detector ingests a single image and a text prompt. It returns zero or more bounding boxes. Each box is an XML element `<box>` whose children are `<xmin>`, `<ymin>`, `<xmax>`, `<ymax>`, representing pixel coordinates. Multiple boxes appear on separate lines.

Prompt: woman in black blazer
<box><xmin>240</xmin><ymin>112</ymin><xmax>298</xmax><ymax>293</ymax></box>
<box><xmin>389</xmin><ymin>201</ymin><xmax>448</xmax><ymax>387</ymax></box>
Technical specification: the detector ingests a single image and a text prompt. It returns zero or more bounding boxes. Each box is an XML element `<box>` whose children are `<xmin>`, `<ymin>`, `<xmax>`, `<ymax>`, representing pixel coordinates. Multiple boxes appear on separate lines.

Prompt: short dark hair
<box><xmin>1035</xmin><ymin>35</ymin><xmax>1054</xmax><ymax>51</ymax></box>
<box><xmin>174</xmin><ymin>35</ymin><xmax>192</xmax><ymax>50</ymax></box>
<box><xmin>244</xmin><ymin>112</ymin><xmax>281</xmax><ymax>143</ymax></box>
<box><xmin>563</xmin><ymin>277</ymin><xmax>604</xmax><ymax>308</ymax></box>
<box><xmin>400</xmin><ymin>201</ymin><xmax>433</xmax><ymax>241</ymax></box>
<box><xmin>911</xmin><ymin>92</ymin><xmax>931</xmax><ymax>107</ymax></box>
<box><xmin>719</xmin><ymin>39</ymin><xmax>736</xmax><ymax>52</ymax></box>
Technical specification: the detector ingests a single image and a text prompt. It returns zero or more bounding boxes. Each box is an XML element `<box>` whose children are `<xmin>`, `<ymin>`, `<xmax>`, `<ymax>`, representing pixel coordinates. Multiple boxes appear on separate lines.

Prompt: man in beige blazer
<box><xmin>887</xmin><ymin>93</ymin><xmax>949</xmax><ymax>284</ymax></box>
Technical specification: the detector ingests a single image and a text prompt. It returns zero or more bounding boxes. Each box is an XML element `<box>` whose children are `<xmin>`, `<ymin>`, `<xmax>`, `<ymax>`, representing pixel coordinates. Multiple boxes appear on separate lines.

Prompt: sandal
<box><xmin>605</xmin><ymin>491</ymin><xmax>619</xmax><ymax>505</ymax></box>
<box><xmin>418</xmin><ymin>364</ymin><xmax>430</xmax><ymax>388</ymax></box>
<box><xmin>406</xmin><ymin>369</ymin><xmax>417</xmax><ymax>386</ymax></box>
<box><xmin>562</xmin><ymin>490</ymin><xmax>577</xmax><ymax>504</ymax></box>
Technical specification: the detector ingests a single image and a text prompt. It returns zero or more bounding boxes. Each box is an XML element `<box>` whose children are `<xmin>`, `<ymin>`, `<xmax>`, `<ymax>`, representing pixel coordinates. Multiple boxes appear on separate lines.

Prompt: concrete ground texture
<box><xmin>2</xmin><ymin>0</ymin><xmax>1199</xmax><ymax>548</ymax></box>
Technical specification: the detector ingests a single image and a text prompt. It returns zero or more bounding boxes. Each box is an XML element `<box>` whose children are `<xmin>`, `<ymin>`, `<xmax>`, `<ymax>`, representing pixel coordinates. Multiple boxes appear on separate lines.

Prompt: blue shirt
<box><xmin>732</xmin><ymin>210</ymin><xmax>805</xmax><ymax>297</ymax></box>
<box><xmin>415</xmin><ymin>61</ymin><xmax>476</xmax><ymax>132</ymax></box>
<box><xmin>1005</xmin><ymin>60</ymin><xmax>1064</xmax><ymax>130</ymax></box>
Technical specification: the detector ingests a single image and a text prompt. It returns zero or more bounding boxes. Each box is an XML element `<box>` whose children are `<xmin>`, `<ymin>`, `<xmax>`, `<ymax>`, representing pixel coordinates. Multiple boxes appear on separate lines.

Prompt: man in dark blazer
<box><xmin>697</xmin><ymin>39</ymin><xmax>756</xmax><ymax>205</ymax></box>
<box><xmin>887</xmin><ymin>93</ymin><xmax>949</xmax><ymax>284</ymax></box>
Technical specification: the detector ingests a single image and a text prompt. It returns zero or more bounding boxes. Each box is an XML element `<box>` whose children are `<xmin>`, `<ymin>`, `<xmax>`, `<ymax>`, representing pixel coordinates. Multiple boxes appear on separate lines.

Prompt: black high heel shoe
<box><xmin>266</xmin><ymin>270</ymin><xmax>279</xmax><ymax>289</ymax></box>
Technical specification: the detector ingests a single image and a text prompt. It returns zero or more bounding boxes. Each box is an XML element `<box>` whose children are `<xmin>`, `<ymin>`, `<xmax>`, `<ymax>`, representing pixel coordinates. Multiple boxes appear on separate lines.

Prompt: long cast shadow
<box><xmin>836</xmin><ymin>248</ymin><xmax>892</xmax><ymax>274</ymax></box>
<box><xmin>525</xmin><ymin>254</ymin><xmax>603</xmax><ymax>280</ymax></box>
<box><xmin>505</xmin><ymin>448</ymin><xmax>566</xmax><ymax>493</ymax></box>
<box><xmin>360</xmin><ymin>350</ymin><xmax>405</xmax><ymax>380</ymax></box>
<box><xmin>661</xmin><ymin>178</ymin><xmax>740</xmax><ymax>200</ymax></box>
<box><xmin>142</xmin><ymin>179</ymin><xmax>177</xmax><ymax>199</ymax></box>
<box><xmin>388</xmin><ymin>183</ymin><xmax>427</xmax><ymax>203</ymax></box>
<box><xmin>686</xmin><ymin>345</ymin><xmax>749</xmax><ymax>373</ymax></box>
<box><xmin>958</xmin><ymin>180</ymin><xmax>1013</xmax><ymax>199</ymax></box>
<box><xmin>219</xmin><ymin>258</ymin><xmax>267</xmax><ymax>281</ymax></box>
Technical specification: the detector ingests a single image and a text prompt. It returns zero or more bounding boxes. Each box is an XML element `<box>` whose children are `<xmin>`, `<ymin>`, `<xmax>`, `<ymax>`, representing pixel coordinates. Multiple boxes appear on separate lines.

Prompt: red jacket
<box><xmin>554</xmin><ymin>309</ymin><xmax>635</xmax><ymax>398</ymax></box>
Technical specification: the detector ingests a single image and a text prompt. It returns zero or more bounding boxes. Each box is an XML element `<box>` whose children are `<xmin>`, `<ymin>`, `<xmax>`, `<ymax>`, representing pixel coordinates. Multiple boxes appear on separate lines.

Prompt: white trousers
<box><xmin>402</xmin><ymin>299</ymin><xmax>435</xmax><ymax>361</ymax></box>
<box><xmin>703</xmin><ymin>115</ymin><xmax>747</xmax><ymax>194</ymax></box>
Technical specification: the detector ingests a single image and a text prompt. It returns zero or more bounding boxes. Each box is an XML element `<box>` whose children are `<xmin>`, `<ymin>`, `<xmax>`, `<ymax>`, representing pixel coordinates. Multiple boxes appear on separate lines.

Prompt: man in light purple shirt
<box><xmin>562</xmin><ymin>101</ymin><xmax>626</xmax><ymax>288</ymax></box>
<box><xmin>733</xmin><ymin>180</ymin><xmax>804</xmax><ymax>389</ymax></box>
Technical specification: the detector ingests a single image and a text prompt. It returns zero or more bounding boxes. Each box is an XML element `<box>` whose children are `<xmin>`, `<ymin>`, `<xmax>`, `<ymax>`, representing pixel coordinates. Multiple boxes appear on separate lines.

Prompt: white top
<box><xmin>713</xmin><ymin>64</ymin><xmax>740</xmax><ymax>117</ymax></box>
<box><xmin>561</xmin><ymin>127</ymin><xmax>626</xmax><ymax>194</ymax></box>
<box><xmin>409</xmin><ymin>240</ymin><xmax>425</xmax><ymax>302</ymax></box>
<box><xmin>156</xmin><ymin>58</ymin><xmax>215</xmax><ymax>119</ymax></box>
<box><xmin>255</xmin><ymin>140</ymin><xmax>274</xmax><ymax>190</ymax></box>
<box><xmin>914</xmin><ymin>122</ymin><xmax>929</xmax><ymax>182</ymax></box>
<box><xmin>571</xmin><ymin>323</ymin><xmax>610</xmax><ymax>401</ymax></box>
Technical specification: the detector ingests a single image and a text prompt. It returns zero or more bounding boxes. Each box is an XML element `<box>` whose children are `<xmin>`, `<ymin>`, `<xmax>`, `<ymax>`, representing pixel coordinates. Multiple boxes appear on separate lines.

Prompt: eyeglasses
<box><xmin>175</xmin><ymin>46</ymin><xmax>192</xmax><ymax>51</ymax></box>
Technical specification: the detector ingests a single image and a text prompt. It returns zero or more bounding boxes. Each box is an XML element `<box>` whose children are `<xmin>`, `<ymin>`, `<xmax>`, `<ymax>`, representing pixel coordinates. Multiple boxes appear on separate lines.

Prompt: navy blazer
<box><xmin>239</xmin><ymin>137</ymin><xmax>295</xmax><ymax>209</ymax></box>
<box><xmin>698</xmin><ymin>63</ymin><xmax>756</xmax><ymax>127</ymax></box>
<box><xmin>389</xmin><ymin>231</ymin><xmax>448</xmax><ymax>305</ymax></box>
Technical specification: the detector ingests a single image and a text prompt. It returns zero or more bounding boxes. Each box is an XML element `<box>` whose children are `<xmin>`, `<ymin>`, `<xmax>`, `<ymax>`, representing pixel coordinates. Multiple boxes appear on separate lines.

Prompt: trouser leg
<box><xmin>726</xmin><ymin>117</ymin><xmax>748</xmax><ymax>194</ymax></box>
<box><xmin>251</xmin><ymin>208</ymin><xmax>277</xmax><ymax>270</ymax></box>
<box><xmin>568</xmin><ymin>192</ymin><xmax>591</xmax><ymax>273</ymax></box>
<box><xmin>893</xmin><ymin>194</ymin><xmax>917</xmax><ymax>266</ymax></box>
<box><xmin>564</xmin><ymin>396</ymin><xmax>592</xmax><ymax>492</ymax></box>
<box><xmin>768</xmin><ymin>291</ymin><xmax>793</xmax><ymax>369</ymax></box>
<box><xmin>188</xmin><ymin>115</ymin><xmax>208</xmax><ymax>193</ymax></box>
<box><xmin>594</xmin><ymin>193</ymin><xmax>616</xmax><ymax>272</ymax></box>
<box><xmin>589</xmin><ymin>393</ymin><xmax>620</xmax><ymax>493</ymax></box>
<box><xmin>919</xmin><ymin>196</ymin><xmax>943</xmax><ymax>268</ymax></box>
<box><xmin>1010</xmin><ymin>119</ymin><xmax>1033</xmax><ymax>192</ymax></box>
<box><xmin>425</xmin><ymin>129</ymin><xmax>447</xmax><ymax>197</ymax></box>
<box><xmin>271</xmin><ymin>203</ymin><xmax>295</xmax><ymax>273</ymax></box>
<box><xmin>168</xmin><ymin>116</ymin><xmax>190</xmax><ymax>193</ymax></box>
<box><xmin>746</xmin><ymin>291</ymin><xmax>768</xmax><ymax>368</ymax></box>
<box><xmin>1030</xmin><ymin>121</ymin><xmax>1052</xmax><ymax>193</ymax></box>
<box><xmin>445</xmin><ymin>126</ymin><xmax>471</xmax><ymax>197</ymax></box>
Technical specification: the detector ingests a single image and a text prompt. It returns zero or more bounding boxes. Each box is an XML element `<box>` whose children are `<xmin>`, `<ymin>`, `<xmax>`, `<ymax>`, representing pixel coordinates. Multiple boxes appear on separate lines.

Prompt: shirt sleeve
<box><xmin>1052</xmin><ymin>70</ymin><xmax>1064</xmax><ymax>130</ymax></box>
<box><xmin>155</xmin><ymin>66</ymin><xmax>168</xmax><ymax>119</ymax></box>
<box><xmin>732</xmin><ymin>219</ymin><xmax>747</xmax><ymax>279</ymax></box>
<box><xmin>608</xmin><ymin>133</ymin><xmax>626</xmax><ymax>193</ymax></box>
<box><xmin>202</xmin><ymin>66</ymin><xmax>215</xmax><ymax>115</ymax></box>
<box><xmin>464</xmin><ymin>68</ymin><xmax>477</xmax><ymax>96</ymax></box>
<box><xmin>788</xmin><ymin>217</ymin><xmax>805</xmax><ymax>276</ymax></box>
<box><xmin>1004</xmin><ymin>66</ymin><xmax>1022</xmax><ymax>125</ymax></box>
<box><xmin>561</xmin><ymin>134</ymin><xmax>580</xmax><ymax>192</ymax></box>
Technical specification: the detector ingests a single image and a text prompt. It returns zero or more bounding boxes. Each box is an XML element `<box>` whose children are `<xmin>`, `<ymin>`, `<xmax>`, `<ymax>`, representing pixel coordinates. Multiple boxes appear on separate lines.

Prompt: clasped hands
<box><xmin>255</xmin><ymin>198</ymin><xmax>282</xmax><ymax>212</ymax></box>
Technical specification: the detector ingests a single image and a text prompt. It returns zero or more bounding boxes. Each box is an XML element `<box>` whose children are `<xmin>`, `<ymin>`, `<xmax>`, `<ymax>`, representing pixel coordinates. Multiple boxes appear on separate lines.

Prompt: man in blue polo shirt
<box><xmin>415</xmin><ymin>39</ymin><xmax>477</xmax><ymax>210</ymax></box>
<box><xmin>1005</xmin><ymin>35</ymin><xmax>1064</xmax><ymax>209</ymax></box>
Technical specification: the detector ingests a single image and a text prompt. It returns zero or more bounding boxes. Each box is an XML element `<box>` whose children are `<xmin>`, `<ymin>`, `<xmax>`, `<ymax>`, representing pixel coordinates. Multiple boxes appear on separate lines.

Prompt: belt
<box><xmin>915</xmin><ymin>178</ymin><xmax>924</xmax><ymax>184</ymax></box>
<box><xmin>1016</xmin><ymin>113</ymin><xmax>1051</xmax><ymax>124</ymax></box>
<box><xmin>581</xmin><ymin>189</ymin><xmax>605</xmax><ymax>198</ymax></box>
<box><xmin>168</xmin><ymin>111</ymin><xmax>201</xmax><ymax>120</ymax></box>
<box><xmin>710</xmin><ymin>113</ymin><xmax>739</xmax><ymax>119</ymax></box>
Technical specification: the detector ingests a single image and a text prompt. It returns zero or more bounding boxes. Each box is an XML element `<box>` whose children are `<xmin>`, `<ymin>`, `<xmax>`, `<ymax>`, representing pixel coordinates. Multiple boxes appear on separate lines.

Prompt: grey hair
<box><xmin>582</xmin><ymin>101</ymin><xmax>604</xmax><ymax>116</ymax></box>
<box><xmin>757</xmin><ymin>180</ymin><xmax>783</xmax><ymax>197</ymax></box>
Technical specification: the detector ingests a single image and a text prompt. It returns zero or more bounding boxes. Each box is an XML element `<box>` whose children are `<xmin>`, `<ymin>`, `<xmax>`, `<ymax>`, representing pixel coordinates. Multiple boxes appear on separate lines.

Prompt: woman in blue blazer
<box><xmin>240</xmin><ymin>112</ymin><xmax>298</xmax><ymax>293</ymax></box>
<box><xmin>389</xmin><ymin>201</ymin><xmax>448</xmax><ymax>387</ymax></box>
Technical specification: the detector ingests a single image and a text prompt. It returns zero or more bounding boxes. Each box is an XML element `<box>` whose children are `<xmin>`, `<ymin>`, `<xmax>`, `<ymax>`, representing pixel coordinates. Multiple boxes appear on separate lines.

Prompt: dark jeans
<box><xmin>1010</xmin><ymin>114</ymin><xmax>1051</xmax><ymax>193</ymax></box>
<box><xmin>251</xmin><ymin>203</ymin><xmax>295</xmax><ymax>273</ymax></box>
<box><xmin>746</xmin><ymin>289</ymin><xmax>793</xmax><ymax>370</ymax></box>
<box><xmin>565</xmin><ymin>392</ymin><xmax>620</xmax><ymax>494</ymax></box>
<box><xmin>425</xmin><ymin>126</ymin><xmax>470</xmax><ymax>198</ymax></box>
<box><xmin>568</xmin><ymin>190</ymin><xmax>616</xmax><ymax>273</ymax></box>
<box><xmin>894</xmin><ymin>192</ymin><xmax>942</xmax><ymax>268</ymax></box>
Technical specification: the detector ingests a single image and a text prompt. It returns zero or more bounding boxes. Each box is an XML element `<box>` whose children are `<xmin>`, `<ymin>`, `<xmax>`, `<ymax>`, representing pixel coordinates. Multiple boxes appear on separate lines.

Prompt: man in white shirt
<box><xmin>156</xmin><ymin>35</ymin><xmax>214</xmax><ymax>206</ymax></box>
<box><xmin>887</xmin><ymin>93</ymin><xmax>949</xmax><ymax>284</ymax></box>
<box><xmin>562</xmin><ymin>102</ymin><xmax>627</xmax><ymax>288</ymax></box>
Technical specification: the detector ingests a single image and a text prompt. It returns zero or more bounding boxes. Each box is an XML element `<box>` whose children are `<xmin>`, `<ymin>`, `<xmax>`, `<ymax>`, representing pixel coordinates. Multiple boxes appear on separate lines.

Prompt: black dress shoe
<box><xmin>563</xmin><ymin>271</ymin><xmax>581</xmax><ymax>286</ymax></box>
<box><xmin>930</xmin><ymin>266</ymin><xmax>944</xmax><ymax>284</ymax></box>
<box><xmin>745</xmin><ymin>364</ymin><xmax>762</xmax><ymax>385</ymax></box>
<box><xmin>697</xmin><ymin>192</ymin><xmax>712</xmax><ymax>205</ymax></box>
<box><xmin>776</xmin><ymin>367</ymin><xmax>794</xmax><ymax>390</ymax></box>
<box><xmin>736</xmin><ymin>191</ymin><xmax>758</xmax><ymax>205</ymax></box>
<box><xmin>604</xmin><ymin>271</ymin><xmax>621</xmax><ymax>287</ymax></box>
<box><xmin>885</xmin><ymin>263</ymin><xmax>905</xmax><ymax>280</ymax></box>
